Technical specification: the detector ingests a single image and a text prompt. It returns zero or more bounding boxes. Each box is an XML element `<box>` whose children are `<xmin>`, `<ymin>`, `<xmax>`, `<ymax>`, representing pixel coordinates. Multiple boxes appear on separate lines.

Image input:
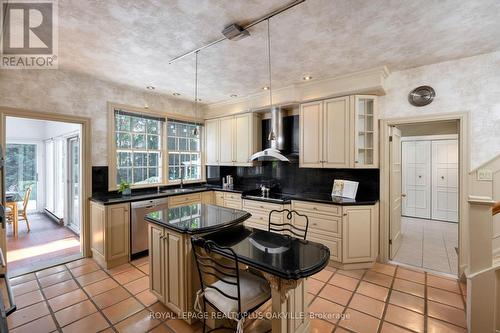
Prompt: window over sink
<box><xmin>108</xmin><ymin>104</ymin><xmax>205</xmax><ymax>190</ymax></box>
<box><xmin>167</xmin><ymin>120</ymin><xmax>202</xmax><ymax>182</ymax></box>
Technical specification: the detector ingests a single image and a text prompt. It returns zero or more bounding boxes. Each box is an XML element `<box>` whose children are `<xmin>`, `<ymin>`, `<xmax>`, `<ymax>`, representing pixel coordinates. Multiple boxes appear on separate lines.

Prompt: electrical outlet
<box><xmin>477</xmin><ymin>169</ymin><xmax>493</xmax><ymax>181</ymax></box>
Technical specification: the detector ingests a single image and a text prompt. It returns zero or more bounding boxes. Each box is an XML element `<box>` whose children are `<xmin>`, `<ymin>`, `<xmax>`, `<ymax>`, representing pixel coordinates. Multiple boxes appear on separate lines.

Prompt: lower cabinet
<box><xmin>148</xmin><ymin>223</ymin><xmax>198</xmax><ymax>320</ymax></box>
<box><xmin>292</xmin><ymin>200</ymin><xmax>379</xmax><ymax>268</ymax></box>
<box><xmin>90</xmin><ymin>201</ymin><xmax>130</xmax><ymax>269</ymax></box>
<box><xmin>242</xmin><ymin>199</ymin><xmax>290</xmax><ymax>231</ymax></box>
<box><xmin>342</xmin><ymin>205</ymin><xmax>379</xmax><ymax>263</ymax></box>
<box><xmin>213</xmin><ymin>191</ymin><xmax>242</xmax><ymax>209</ymax></box>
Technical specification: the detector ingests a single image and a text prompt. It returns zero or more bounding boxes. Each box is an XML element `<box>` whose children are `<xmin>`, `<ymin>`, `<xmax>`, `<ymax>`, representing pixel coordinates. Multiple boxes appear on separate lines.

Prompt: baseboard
<box><xmin>44</xmin><ymin>209</ymin><xmax>63</xmax><ymax>224</ymax></box>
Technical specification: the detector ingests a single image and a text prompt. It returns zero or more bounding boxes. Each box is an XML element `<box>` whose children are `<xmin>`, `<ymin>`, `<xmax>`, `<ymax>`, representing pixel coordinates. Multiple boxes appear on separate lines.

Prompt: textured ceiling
<box><xmin>58</xmin><ymin>0</ymin><xmax>500</xmax><ymax>104</ymax></box>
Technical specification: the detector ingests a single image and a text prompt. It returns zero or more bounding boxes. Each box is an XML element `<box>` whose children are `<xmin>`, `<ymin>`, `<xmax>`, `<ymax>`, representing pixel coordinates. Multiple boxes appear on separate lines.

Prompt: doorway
<box><xmin>381</xmin><ymin>116</ymin><xmax>467</xmax><ymax>277</ymax></box>
<box><xmin>3</xmin><ymin>116</ymin><xmax>83</xmax><ymax>276</ymax></box>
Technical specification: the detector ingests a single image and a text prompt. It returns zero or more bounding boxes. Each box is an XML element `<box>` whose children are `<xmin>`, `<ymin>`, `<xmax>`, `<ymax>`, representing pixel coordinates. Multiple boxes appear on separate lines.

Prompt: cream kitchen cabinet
<box><xmin>242</xmin><ymin>199</ymin><xmax>290</xmax><ymax>231</ymax></box>
<box><xmin>205</xmin><ymin>113</ymin><xmax>261</xmax><ymax>167</ymax></box>
<box><xmin>299</xmin><ymin>95</ymin><xmax>378</xmax><ymax>169</ymax></box>
<box><xmin>148</xmin><ymin>222</ymin><xmax>196</xmax><ymax>319</ymax></box>
<box><xmin>213</xmin><ymin>191</ymin><xmax>242</xmax><ymax>209</ymax></box>
<box><xmin>342</xmin><ymin>204</ymin><xmax>379</xmax><ymax>263</ymax></box>
<box><xmin>90</xmin><ymin>201</ymin><xmax>130</xmax><ymax>269</ymax></box>
<box><xmin>292</xmin><ymin>200</ymin><xmax>379</xmax><ymax>268</ymax></box>
<box><xmin>353</xmin><ymin>95</ymin><xmax>378</xmax><ymax>168</ymax></box>
<box><xmin>168</xmin><ymin>192</ymin><xmax>202</xmax><ymax>207</ymax></box>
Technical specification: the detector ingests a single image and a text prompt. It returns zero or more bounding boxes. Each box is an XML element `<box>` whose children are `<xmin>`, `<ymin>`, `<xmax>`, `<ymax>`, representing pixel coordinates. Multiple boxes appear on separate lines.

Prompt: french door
<box><xmin>67</xmin><ymin>136</ymin><xmax>80</xmax><ymax>234</ymax></box>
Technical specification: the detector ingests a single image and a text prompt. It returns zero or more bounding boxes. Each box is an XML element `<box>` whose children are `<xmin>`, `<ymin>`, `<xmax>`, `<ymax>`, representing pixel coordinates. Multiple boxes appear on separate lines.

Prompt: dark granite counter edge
<box><xmin>144</xmin><ymin>212</ymin><xmax>251</xmax><ymax>235</ymax></box>
<box><xmin>241</xmin><ymin>194</ymin><xmax>378</xmax><ymax>206</ymax></box>
<box><xmin>210</xmin><ymin>240</ymin><xmax>331</xmax><ymax>280</ymax></box>
<box><xmin>90</xmin><ymin>185</ymin><xmax>378</xmax><ymax>207</ymax></box>
<box><xmin>90</xmin><ymin>186</ymin><xmax>245</xmax><ymax>205</ymax></box>
<box><xmin>289</xmin><ymin>195</ymin><xmax>379</xmax><ymax>206</ymax></box>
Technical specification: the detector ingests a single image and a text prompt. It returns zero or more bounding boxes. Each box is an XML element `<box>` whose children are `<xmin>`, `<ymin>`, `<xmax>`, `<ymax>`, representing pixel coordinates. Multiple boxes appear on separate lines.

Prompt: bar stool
<box><xmin>268</xmin><ymin>209</ymin><xmax>309</xmax><ymax>240</ymax></box>
<box><xmin>191</xmin><ymin>237</ymin><xmax>271</xmax><ymax>333</ymax></box>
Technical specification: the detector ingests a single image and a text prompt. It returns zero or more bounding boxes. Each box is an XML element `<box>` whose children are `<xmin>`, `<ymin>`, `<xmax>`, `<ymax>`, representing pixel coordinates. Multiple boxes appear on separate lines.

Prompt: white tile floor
<box><xmin>393</xmin><ymin>216</ymin><xmax>459</xmax><ymax>275</ymax></box>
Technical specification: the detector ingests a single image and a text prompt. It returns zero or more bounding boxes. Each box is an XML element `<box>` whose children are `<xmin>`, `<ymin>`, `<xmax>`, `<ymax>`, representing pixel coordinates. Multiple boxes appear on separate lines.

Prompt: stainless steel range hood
<box><xmin>249</xmin><ymin>107</ymin><xmax>290</xmax><ymax>162</ymax></box>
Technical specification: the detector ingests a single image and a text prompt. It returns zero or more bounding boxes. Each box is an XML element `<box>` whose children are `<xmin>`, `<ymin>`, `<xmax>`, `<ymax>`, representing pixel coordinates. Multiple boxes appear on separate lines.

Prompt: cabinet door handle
<box><xmin>343</xmin><ymin>213</ymin><xmax>347</xmax><ymax>216</ymax></box>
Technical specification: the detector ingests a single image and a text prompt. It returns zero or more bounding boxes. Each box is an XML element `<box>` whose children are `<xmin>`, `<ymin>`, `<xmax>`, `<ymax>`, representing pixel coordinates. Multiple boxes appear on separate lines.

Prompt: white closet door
<box><xmin>402</xmin><ymin>141</ymin><xmax>431</xmax><ymax>219</ymax></box>
<box><xmin>432</xmin><ymin>140</ymin><xmax>459</xmax><ymax>222</ymax></box>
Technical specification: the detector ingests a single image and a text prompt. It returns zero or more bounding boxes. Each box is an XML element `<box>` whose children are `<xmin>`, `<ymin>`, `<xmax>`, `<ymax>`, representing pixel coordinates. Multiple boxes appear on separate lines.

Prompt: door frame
<box><xmin>0</xmin><ymin>106</ymin><xmax>92</xmax><ymax>263</ymax></box>
<box><xmin>379</xmin><ymin>112</ymin><xmax>469</xmax><ymax>277</ymax></box>
<box><xmin>66</xmin><ymin>134</ymin><xmax>81</xmax><ymax>235</ymax></box>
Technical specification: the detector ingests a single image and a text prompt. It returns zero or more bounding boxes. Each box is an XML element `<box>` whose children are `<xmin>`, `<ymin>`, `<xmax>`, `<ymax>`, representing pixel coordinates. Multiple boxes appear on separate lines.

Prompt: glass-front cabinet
<box><xmin>353</xmin><ymin>95</ymin><xmax>378</xmax><ymax>168</ymax></box>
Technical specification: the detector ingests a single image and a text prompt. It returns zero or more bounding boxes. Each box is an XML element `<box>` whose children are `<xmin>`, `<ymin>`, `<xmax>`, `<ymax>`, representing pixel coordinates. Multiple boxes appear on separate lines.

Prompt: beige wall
<box><xmin>0</xmin><ymin>70</ymin><xmax>196</xmax><ymax>165</ymax></box>
<box><xmin>379</xmin><ymin>51</ymin><xmax>500</xmax><ymax>170</ymax></box>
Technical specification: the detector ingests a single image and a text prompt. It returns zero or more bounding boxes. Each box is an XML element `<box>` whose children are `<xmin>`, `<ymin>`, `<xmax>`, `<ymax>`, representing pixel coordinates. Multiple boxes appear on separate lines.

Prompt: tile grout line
<box><xmin>375</xmin><ymin>265</ymin><xmax>397</xmax><ymax>333</ymax></box>
<box><xmin>333</xmin><ymin>268</ymin><xmax>368</xmax><ymax>332</ymax></box>
<box><xmin>34</xmin><ymin>269</ymin><xmax>63</xmax><ymax>333</ymax></box>
<box><xmin>65</xmin><ymin>262</ymin><xmax>120</xmax><ymax>333</ymax></box>
<box><xmin>424</xmin><ymin>270</ymin><xmax>428</xmax><ymax>333</ymax></box>
<box><xmin>104</xmin><ymin>261</ymin><xmax>166</xmax><ymax>331</ymax></box>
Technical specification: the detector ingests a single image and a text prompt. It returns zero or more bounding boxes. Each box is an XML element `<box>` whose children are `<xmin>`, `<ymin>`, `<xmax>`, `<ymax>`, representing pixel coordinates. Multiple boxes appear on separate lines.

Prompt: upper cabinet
<box><xmin>300</xmin><ymin>95</ymin><xmax>378</xmax><ymax>169</ymax></box>
<box><xmin>354</xmin><ymin>95</ymin><xmax>378</xmax><ymax>168</ymax></box>
<box><xmin>205</xmin><ymin>113</ymin><xmax>261</xmax><ymax>167</ymax></box>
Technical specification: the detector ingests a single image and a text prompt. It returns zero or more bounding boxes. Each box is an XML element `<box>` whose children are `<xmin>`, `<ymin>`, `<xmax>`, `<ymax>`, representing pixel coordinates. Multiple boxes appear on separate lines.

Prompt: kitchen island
<box><xmin>144</xmin><ymin>203</ymin><xmax>251</xmax><ymax>323</ymax></box>
<box><xmin>200</xmin><ymin>224</ymin><xmax>330</xmax><ymax>333</ymax></box>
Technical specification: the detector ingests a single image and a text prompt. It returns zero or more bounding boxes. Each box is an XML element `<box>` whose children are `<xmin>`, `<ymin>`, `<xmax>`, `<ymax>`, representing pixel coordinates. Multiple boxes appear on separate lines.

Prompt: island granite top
<box><xmin>197</xmin><ymin>224</ymin><xmax>330</xmax><ymax>280</ymax></box>
<box><xmin>145</xmin><ymin>203</ymin><xmax>251</xmax><ymax>235</ymax></box>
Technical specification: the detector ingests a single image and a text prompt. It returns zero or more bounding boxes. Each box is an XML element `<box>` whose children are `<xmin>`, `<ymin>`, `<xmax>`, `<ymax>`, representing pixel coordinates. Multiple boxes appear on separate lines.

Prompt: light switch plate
<box><xmin>477</xmin><ymin>169</ymin><xmax>493</xmax><ymax>181</ymax></box>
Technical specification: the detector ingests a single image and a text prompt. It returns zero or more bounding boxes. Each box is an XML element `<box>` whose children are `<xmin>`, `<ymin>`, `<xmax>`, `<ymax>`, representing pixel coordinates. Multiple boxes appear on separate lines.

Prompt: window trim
<box><xmin>107</xmin><ymin>102</ymin><xmax>206</xmax><ymax>191</ymax></box>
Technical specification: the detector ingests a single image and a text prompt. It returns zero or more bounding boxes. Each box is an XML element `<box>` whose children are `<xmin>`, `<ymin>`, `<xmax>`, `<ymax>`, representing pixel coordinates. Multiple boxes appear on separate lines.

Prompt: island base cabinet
<box><xmin>148</xmin><ymin>223</ymin><xmax>199</xmax><ymax>323</ymax></box>
<box><xmin>149</xmin><ymin>223</ymin><xmax>164</xmax><ymax>302</ymax></box>
<box><xmin>90</xmin><ymin>201</ymin><xmax>130</xmax><ymax>269</ymax></box>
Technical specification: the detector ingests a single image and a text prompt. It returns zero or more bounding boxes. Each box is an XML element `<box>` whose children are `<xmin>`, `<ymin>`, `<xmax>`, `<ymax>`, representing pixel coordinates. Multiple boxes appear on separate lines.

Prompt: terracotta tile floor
<box><xmin>7</xmin><ymin>259</ymin><xmax>467</xmax><ymax>333</ymax></box>
<box><xmin>7</xmin><ymin>213</ymin><xmax>81</xmax><ymax>275</ymax></box>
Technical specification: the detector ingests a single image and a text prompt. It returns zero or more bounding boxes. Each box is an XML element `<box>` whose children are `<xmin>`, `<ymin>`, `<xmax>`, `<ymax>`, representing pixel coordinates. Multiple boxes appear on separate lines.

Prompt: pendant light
<box><xmin>193</xmin><ymin>51</ymin><xmax>199</xmax><ymax>136</ymax></box>
<box><xmin>266</xmin><ymin>19</ymin><xmax>275</xmax><ymax>142</ymax></box>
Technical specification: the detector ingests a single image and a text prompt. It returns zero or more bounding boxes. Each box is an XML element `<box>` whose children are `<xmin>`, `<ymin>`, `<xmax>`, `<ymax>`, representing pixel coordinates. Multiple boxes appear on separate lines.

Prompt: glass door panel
<box><xmin>67</xmin><ymin>137</ymin><xmax>80</xmax><ymax>234</ymax></box>
<box><xmin>5</xmin><ymin>143</ymin><xmax>38</xmax><ymax>211</ymax></box>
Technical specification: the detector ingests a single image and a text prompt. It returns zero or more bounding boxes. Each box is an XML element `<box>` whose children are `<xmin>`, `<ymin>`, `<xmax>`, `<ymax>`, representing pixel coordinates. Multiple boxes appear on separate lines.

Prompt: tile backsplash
<box><xmin>207</xmin><ymin>162</ymin><xmax>379</xmax><ymax>200</ymax></box>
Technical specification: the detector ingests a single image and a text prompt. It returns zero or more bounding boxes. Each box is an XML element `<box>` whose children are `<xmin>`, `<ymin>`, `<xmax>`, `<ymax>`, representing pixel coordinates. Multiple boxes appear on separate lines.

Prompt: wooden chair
<box><xmin>17</xmin><ymin>187</ymin><xmax>32</xmax><ymax>232</ymax></box>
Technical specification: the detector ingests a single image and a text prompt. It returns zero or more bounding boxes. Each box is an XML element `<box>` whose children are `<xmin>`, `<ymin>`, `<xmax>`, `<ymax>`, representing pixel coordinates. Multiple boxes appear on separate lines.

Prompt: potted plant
<box><xmin>118</xmin><ymin>181</ymin><xmax>131</xmax><ymax>196</ymax></box>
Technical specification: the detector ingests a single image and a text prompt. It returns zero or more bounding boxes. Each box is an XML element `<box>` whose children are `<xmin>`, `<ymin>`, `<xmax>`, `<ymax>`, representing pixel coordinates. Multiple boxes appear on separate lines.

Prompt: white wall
<box><xmin>6</xmin><ymin>118</ymin><xmax>47</xmax><ymax>141</ymax></box>
<box><xmin>0</xmin><ymin>69</ymin><xmax>196</xmax><ymax>165</ymax></box>
<box><xmin>379</xmin><ymin>51</ymin><xmax>500</xmax><ymax>169</ymax></box>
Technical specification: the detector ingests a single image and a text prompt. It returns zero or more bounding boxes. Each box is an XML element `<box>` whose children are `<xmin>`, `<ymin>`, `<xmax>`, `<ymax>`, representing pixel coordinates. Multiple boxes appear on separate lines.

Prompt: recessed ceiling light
<box><xmin>230</xmin><ymin>94</ymin><xmax>238</xmax><ymax>98</ymax></box>
<box><xmin>262</xmin><ymin>86</ymin><xmax>270</xmax><ymax>90</ymax></box>
<box><xmin>146</xmin><ymin>86</ymin><xmax>155</xmax><ymax>90</ymax></box>
<box><xmin>302</xmin><ymin>76</ymin><xmax>312</xmax><ymax>81</ymax></box>
<box><xmin>172</xmin><ymin>92</ymin><xmax>181</xmax><ymax>96</ymax></box>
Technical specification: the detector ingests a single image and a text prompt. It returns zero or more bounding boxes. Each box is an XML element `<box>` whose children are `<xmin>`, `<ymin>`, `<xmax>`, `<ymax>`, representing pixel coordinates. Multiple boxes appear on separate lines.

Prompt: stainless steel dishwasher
<box><xmin>131</xmin><ymin>197</ymin><xmax>169</xmax><ymax>258</ymax></box>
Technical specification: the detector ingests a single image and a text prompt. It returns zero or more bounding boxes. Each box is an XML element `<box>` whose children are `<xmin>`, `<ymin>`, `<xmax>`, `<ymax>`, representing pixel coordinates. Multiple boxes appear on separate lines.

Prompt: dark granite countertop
<box><xmin>90</xmin><ymin>185</ymin><xmax>248</xmax><ymax>205</ymax></box>
<box><xmin>197</xmin><ymin>224</ymin><xmax>330</xmax><ymax>280</ymax></box>
<box><xmin>289</xmin><ymin>192</ymin><xmax>378</xmax><ymax>206</ymax></box>
<box><xmin>145</xmin><ymin>203</ymin><xmax>251</xmax><ymax>234</ymax></box>
<box><xmin>90</xmin><ymin>185</ymin><xmax>377</xmax><ymax>206</ymax></box>
<box><xmin>241</xmin><ymin>191</ymin><xmax>378</xmax><ymax>206</ymax></box>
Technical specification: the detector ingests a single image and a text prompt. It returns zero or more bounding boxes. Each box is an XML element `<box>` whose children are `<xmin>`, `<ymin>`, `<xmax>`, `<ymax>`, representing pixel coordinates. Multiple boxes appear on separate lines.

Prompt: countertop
<box><xmin>241</xmin><ymin>192</ymin><xmax>378</xmax><ymax>206</ymax></box>
<box><xmin>145</xmin><ymin>203</ymin><xmax>251</xmax><ymax>235</ymax></box>
<box><xmin>198</xmin><ymin>224</ymin><xmax>330</xmax><ymax>280</ymax></box>
<box><xmin>89</xmin><ymin>185</ymin><xmax>245</xmax><ymax>205</ymax></box>
<box><xmin>90</xmin><ymin>184</ymin><xmax>378</xmax><ymax>206</ymax></box>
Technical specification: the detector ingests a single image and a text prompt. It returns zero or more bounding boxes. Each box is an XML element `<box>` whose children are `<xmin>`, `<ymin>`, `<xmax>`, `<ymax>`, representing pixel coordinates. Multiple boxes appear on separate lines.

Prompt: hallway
<box><xmin>393</xmin><ymin>217</ymin><xmax>458</xmax><ymax>275</ymax></box>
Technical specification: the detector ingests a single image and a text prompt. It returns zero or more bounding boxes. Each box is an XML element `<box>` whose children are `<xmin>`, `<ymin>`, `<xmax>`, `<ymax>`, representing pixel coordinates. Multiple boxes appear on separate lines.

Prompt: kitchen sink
<box><xmin>161</xmin><ymin>187</ymin><xmax>207</xmax><ymax>195</ymax></box>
